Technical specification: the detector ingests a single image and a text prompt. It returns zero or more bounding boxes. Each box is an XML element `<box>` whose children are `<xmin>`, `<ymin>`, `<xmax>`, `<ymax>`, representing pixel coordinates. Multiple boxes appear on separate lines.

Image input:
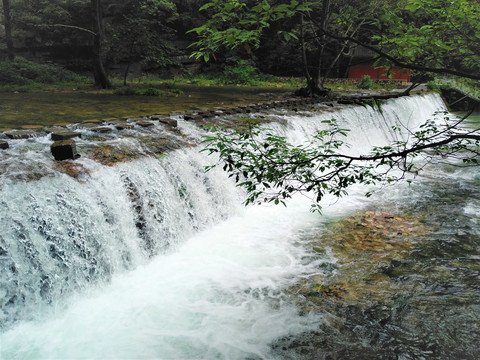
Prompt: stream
<box><xmin>0</xmin><ymin>93</ymin><xmax>478</xmax><ymax>359</ymax></box>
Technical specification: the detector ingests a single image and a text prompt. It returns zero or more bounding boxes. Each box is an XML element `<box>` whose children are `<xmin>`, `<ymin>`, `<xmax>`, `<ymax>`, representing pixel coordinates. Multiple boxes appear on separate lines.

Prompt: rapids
<box><xmin>1</xmin><ymin>93</ymin><xmax>478</xmax><ymax>359</ymax></box>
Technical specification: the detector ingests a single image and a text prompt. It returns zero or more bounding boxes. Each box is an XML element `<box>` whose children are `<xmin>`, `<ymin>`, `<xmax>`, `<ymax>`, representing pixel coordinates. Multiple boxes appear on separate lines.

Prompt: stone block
<box><xmin>51</xmin><ymin>139</ymin><xmax>80</xmax><ymax>161</ymax></box>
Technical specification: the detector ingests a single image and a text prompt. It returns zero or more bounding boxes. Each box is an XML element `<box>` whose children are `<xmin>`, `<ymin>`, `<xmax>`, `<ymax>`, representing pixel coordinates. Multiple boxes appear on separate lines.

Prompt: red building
<box><xmin>347</xmin><ymin>45</ymin><xmax>410</xmax><ymax>82</ymax></box>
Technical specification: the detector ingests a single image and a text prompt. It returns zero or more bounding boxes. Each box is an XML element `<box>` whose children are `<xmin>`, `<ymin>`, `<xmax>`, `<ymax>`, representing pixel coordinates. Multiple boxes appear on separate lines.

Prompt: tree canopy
<box><xmin>188</xmin><ymin>0</ymin><xmax>480</xmax><ymax>90</ymax></box>
<box><xmin>192</xmin><ymin>0</ymin><xmax>480</xmax><ymax>210</ymax></box>
<box><xmin>3</xmin><ymin>0</ymin><xmax>480</xmax><ymax>87</ymax></box>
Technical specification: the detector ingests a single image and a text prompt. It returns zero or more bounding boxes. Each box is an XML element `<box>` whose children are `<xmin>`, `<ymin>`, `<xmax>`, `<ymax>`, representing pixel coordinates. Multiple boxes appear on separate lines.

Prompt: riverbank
<box><xmin>0</xmin><ymin>82</ymin><xmax>417</xmax><ymax>132</ymax></box>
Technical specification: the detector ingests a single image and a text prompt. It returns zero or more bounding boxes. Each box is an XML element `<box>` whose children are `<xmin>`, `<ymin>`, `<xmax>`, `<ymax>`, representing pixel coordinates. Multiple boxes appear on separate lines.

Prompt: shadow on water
<box><xmin>274</xmin><ymin>167</ymin><xmax>480</xmax><ymax>360</ymax></box>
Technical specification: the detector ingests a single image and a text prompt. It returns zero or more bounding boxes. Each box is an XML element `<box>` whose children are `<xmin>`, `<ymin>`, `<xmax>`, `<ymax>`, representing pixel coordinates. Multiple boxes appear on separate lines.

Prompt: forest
<box><xmin>1</xmin><ymin>0</ymin><xmax>479</xmax><ymax>93</ymax></box>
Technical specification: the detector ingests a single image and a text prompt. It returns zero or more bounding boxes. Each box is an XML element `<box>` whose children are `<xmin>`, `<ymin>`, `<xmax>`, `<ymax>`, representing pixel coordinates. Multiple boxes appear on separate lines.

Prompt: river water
<box><xmin>0</xmin><ymin>93</ymin><xmax>478</xmax><ymax>359</ymax></box>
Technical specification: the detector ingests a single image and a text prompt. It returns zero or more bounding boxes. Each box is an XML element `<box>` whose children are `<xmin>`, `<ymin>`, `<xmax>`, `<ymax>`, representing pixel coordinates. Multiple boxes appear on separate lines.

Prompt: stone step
<box><xmin>51</xmin><ymin>130</ymin><xmax>82</xmax><ymax>141</ymax></box>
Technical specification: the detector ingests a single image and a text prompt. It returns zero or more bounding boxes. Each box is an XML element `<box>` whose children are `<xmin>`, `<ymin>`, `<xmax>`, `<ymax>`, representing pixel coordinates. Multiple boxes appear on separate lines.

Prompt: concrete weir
<box><xmin>0</xmin><ymin>91</ymin><xmax>417</xmax><ymax>162</ymax></box>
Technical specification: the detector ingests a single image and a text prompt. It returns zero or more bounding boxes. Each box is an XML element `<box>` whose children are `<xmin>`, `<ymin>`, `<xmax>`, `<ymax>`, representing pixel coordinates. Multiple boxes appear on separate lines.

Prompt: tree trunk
<box><xmin>2</xmin><ymin>0</ymin><xmax>15</xmax><ymax>61</ymax></box>
<box><xmin>320</xmin><ymin>21</ymin><xmax>363</xmax><ymax>89</ymax></box>
<box><xmin>91</xmin><ymin>0</ymin><xmax>111</xmax><ymax>88</ymax></box>
<box><xmin>296</xmin><ymin>0</ymin><xmax>330</xmax><ymax>97</ymax></box>
<box><xmin>123</xmin><ymin>41</ymin><xmax>136</xmax><ymax>86</ymax></box>
<box><xmin>300</xmin><ymin>12</ymin><xmax>313</xmax><ymax>87</ymax></box>
<box><xmin>315</xmin><ymin>0</ymin><xmax>331</xmax><ymax>89</ymax></box>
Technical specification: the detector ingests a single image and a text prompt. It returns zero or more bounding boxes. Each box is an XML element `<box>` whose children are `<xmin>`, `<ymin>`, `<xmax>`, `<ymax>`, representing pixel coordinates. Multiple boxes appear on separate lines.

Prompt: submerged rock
<box><xmin>76</xmin><ymin>123</ymin><xmax>100</xmax><ymax>129</ymax></box>
<box><xmin>50</xmin><ymin>139</ymin><xmax>80</xmax><ymax>161</ymax></box>
<box><xmin>44</xmin><ymin>126</ymin><xmax>68</xmax><ymax>134</ymax></box>
<box><xmin>54</xmin><ymin>161</ymin><xmax>90</xmax><ymax>179</ymax></box>
<box><xmin>90</xmin><ymin>144</ymin><xmax>140</xmax><ymax>166</ymax></box>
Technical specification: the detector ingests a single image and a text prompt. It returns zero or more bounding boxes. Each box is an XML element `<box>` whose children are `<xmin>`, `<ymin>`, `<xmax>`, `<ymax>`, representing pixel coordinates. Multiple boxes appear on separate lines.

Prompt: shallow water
<box><xmin>273</xmin><ymin>165</ymin><xmax>480</xmax><ymax>360</ymax></box>
<box><xmin>0</xmin><ymin>86</ymin><xmax>289</xmax><ymax>129</ymax></box>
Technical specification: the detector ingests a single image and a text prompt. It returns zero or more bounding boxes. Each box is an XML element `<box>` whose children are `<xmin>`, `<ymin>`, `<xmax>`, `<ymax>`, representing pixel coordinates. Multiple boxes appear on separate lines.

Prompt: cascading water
<box><xmin>1</xmin><ymin>93</ymin><xmax>478</xmax><ymax>359</ymax></box>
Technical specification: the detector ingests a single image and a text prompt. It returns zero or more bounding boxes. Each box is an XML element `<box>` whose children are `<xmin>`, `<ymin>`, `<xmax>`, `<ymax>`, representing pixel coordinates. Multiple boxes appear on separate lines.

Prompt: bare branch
<box><xmin>35</xmin><ymin>24</ymin><xmax>96</xmax><ymax>36</ymax></box>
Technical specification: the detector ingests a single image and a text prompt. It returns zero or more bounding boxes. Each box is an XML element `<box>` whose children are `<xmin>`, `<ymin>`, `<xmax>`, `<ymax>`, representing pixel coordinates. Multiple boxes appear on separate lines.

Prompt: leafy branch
<box><xmin>201</xmin><ymin>115</ymin><xmax>480</xmax><ymax>212</ymax></box>
<box><xmin>188</xmin><ymin>0</ymin><xmax>311</xmax><ymax>61</ymax></box>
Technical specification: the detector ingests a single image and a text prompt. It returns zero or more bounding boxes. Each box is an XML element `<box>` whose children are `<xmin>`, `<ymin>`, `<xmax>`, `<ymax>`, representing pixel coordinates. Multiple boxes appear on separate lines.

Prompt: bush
<box><xmin>139</xmin><ymin>87</ymin><xmax>163</xmax><ymax>96</ymax></box>
<box><xmin>358</xmin><ymin>75</ymin><xmax>375</xmax><ymax>90</ymax></box>
<box><xmin>221</xmin><ymin>60</ymin><xmax>258</xmax><ymax>85</ymax></box>
<box><xmin>170</xmin><ymin>88</ymin><xmax>184</xmax><ymax>95</ymax></box>
<box><xmin>113</xmin><ymin>86</ymin><xmax>165</xmax><ymax>96</ymax></box>
<box><xmin>426</xmin><ymin>81</ymin><xmax>441</xmax><ymax>92</ymax></box>
<box><xmin>0</xmin><ymin>59</ymin><xmax>87</xmax><ymax>86</ymax></box>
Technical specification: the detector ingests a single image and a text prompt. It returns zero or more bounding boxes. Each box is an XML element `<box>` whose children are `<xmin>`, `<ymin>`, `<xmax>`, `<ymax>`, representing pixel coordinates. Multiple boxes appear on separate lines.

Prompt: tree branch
<box><xmin>320</xmin><ymin>29</ymin><xmax>480</xmax><ymax>81</ymax></box>
<box><xmin>35</xmin><ymin>24</ymin><xmax>96</xmax><ymax>36</ymax></box>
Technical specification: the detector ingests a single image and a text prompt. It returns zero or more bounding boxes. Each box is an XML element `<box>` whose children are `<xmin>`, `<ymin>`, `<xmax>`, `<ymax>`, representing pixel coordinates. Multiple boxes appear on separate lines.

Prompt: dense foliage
<box><xmin>374</xmin><ymin>0</ymin><xmax>480</xmax><ymax>80</ymax></box>
<box><xmin>2</xmin><ymin>0</ymin><xmax>480</xmax><ymax>87</ymax></box>
<box><xmin>0</xmin><ymin>58</ymin><xmax>88</xmax><ymax>85</ymax></box>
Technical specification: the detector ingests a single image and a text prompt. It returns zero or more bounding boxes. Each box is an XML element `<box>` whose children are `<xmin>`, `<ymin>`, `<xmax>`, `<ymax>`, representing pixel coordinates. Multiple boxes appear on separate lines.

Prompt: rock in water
<box><xmin>4</xmin><ymin>130</ymin><xmax>37</xmax><ymax>139</ymax></box>
<box><xmin>0</xmin><ymin>140</ymin><xmax>9</xmax><ymax>150</ymax></box>
<box><xmin>136</xmin><ymin>121</ymin><xmax>154</xmax><ymax>127</ymax></box>
<box><xmin>51</xmin><ymin>130</ymin><xmax>82</xmax><ymax>141</ymax></box>
<box><xmin>51</xmin><ymin>139</ymin><xmax>80</xmax><ymax>161</ymax></box>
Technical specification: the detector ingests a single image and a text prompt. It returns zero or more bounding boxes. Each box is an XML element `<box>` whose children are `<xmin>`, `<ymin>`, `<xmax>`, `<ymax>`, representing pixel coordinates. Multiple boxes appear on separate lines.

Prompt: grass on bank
<box><xmin>0</xmin><ymin>58</ymin><xmax>305</xmax><ymax>93</ymax></box>
<box><xmin>0</xmin><ymin>59</ymin><xmax>408</xmax><ymax>95</ymax></box>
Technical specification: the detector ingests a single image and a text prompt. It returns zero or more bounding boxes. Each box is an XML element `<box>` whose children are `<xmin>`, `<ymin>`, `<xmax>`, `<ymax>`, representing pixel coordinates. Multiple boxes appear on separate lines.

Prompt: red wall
<box><xmin>348</xmin><ymin>62</ymin><xmax>410</xmax><ymax>81</ymax></box>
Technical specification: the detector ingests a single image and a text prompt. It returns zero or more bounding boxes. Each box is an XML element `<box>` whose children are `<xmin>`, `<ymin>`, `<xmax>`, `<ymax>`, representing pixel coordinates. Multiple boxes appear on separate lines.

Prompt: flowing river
<box><xmin>0</xmin><ymin>93</ymin><xmax>478</xmax><ymax>359</ymax></box>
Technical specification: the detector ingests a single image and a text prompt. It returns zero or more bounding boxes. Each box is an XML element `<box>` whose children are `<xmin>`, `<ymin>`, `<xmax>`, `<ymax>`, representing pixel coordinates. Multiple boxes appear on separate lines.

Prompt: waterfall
<box><xmin>0</xmin><ymin>93</ymin><xmax>451</xmax><ymax>359</ymax></box>
<box><xmin>0</xmin><ymin>150</ymin><xmax>244</xmax><ymax>328</ymax></box>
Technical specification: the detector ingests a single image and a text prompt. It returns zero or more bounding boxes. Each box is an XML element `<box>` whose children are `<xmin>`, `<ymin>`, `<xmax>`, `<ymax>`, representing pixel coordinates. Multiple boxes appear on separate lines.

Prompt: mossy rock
<box><xmin>139</xmin><ymin>136</ymin><xmax>182</xmax><ymax>154</ymax></box>
<box><xmin>90</xmin><ymin>144</ymin><xmax>140</xmax><ymax>166</ymax></box>
<box><xmin>54</xmin><ymin>161</ymin><xmax>90</xmax><ymax>179</ymax></box>
<box><xmin>296</xmin><ymin>210</ymin><xmax>433</xmax><ymax>310</ymax></box>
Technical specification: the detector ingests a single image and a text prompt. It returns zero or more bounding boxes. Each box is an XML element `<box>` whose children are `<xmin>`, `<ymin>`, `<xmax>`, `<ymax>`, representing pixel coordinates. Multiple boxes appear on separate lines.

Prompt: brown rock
<box><xmin>114</xmin><ymin>122</ymin><xmax>135</xmax><ymax>130</ymax></box>
<box><xmin>157</xmin><ymin>118</ymin><xmax>178</xmax><ymax>127</ymax></box>
<box><xmin>91</xmin><ymin>126</ymin><xmax>112</xmax><ymax>133</ymax></box>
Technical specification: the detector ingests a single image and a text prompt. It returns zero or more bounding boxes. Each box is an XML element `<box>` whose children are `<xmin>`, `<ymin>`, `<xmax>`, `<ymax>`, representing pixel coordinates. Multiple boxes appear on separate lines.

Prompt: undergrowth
<box><xmin>0</xmin><ymin>58</ymin><xmax>90</xmax><ymax>91</ymax></box>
